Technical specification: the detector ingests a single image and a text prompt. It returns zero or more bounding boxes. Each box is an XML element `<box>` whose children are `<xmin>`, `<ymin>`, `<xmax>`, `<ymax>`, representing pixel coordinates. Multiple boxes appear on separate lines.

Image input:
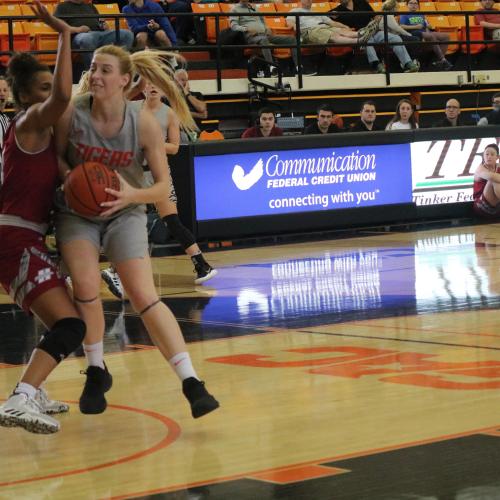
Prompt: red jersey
<box><xmin>0</xmin><ymin>117</ymin><xmax>59</xmax><ymax>224</ymax></box>
<box><xmin>241</xmin><ymin>126</ymin><xmax>284</xmax><ymax>138</ymax></box>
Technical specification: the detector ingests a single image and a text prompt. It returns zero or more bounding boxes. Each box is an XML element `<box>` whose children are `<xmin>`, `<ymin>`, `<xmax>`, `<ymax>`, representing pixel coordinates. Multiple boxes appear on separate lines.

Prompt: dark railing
<box><xmin>1</xmin><ymin>8</ymin><xmax>498</xmax><ymax>90</ymax></box>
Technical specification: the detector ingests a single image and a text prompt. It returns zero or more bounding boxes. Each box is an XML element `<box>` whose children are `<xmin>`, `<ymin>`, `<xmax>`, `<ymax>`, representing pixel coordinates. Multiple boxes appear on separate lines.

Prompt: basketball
<box><xmin>64</xmin><ymin>162</ymin><xmax>120</xmax><ymax>217</ymax></box>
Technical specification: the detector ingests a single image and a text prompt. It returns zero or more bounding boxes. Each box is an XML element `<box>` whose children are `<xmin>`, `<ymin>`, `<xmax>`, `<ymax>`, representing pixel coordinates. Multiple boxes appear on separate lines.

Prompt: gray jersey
<box><xmin>66</xmin><ymin>93</ymin><xmax>145</xmax><ymax>190</ymax></box>
<box><xmin>130</xmin><ymin>100</ymin><xmax>170</xmax><ymax>139</ymax></box>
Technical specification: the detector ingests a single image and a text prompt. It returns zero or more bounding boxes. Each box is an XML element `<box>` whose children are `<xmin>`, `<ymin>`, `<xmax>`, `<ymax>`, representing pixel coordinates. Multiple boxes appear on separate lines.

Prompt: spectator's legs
<box><xmin>247</xmin><ymin>33</ymin><xmax>274</xmax><ymax>64</ymax></box>
<box><xmin>165</xmin><ymin>1</ymin><xmax>193</xmax><ymax>43</ymax></box>
<box><xmin>366</xmin><ymin>31</ymin><xmax>413</xmax><ymax>70</ymax></box>
<box><xmin>135</xmin><ymin>32</ymin><xmax>148</xmax><ymax>50</ymax></box>
<box><xmin>268</xmin><ymin>34</ymin><xmax>298</xmax><ymax>66</ymax></box>
<box><xmin>99</xmin><ymin>29</ymin><xmax>135</xmax><ymax>50</ymax></box>
<box><xmin>387</xmin><ymin>32</ymin><xmax>412</xmax><ymax>67</ymax></box>
<box><xmin>72</xmin><ymin>32</ymin><xmax>102</xmax><ymax>68</ymax></box>
<box><xmin>422</xmin><ymin>31</ymin><xmax>449</xmax><ymax>60</ymax></box>
<box><xmin>154</xmin><ymin>29</ymin><xmax>173</xmax><ymax>48</ymax></box>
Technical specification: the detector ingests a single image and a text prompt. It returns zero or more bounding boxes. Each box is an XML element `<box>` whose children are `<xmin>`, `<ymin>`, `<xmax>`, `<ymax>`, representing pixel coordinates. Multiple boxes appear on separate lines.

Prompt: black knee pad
<box><xmin>37</xmin><ymin>317</ymin><xmax>86</xmax><ymax>364</ymax></box>
<box><xmin>163</xmin><ymin>214</ymin><xmax>196</xmax><ymax>250</ymax></box>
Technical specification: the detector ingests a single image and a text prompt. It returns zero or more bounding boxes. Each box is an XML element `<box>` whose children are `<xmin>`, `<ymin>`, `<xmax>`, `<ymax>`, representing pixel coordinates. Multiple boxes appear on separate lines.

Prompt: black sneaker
<box><xmin>194</xmin><ymin>262</ymin><xmax>218</xmax><ymax>285</ymax></box>
<box><xmin>79</xmin><ymin>365</ymin><xmax>113</xmax><ymax>414</ymax></box>
<box><xmin>182</xmin><ymin>377</ymin><xmax>219</xmax><ymax>418</ymax></box>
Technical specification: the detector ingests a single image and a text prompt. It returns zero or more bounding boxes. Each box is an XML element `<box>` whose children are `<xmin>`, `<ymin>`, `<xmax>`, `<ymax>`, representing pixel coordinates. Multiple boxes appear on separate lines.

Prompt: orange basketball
<box><xmin>64</xmin><ymin>162</ymin><xmax>120</xmax><ymax>217</ymax></box>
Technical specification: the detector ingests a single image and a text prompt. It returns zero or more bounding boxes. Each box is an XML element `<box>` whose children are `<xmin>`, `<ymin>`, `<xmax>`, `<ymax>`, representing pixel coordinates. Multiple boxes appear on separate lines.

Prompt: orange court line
<box><xmin>0</xmin><ymin>403</ymin><xmax>181</xmax><ymax>488</ymax></box>
<box><xmin>248</xmin><ymin>464</ymin><xmax>349</xmax><ymax>484</ymax></box>
<box><xmin>108</xmin><ymin>423</ymin><xmax>500</xmax><ymax>500</ymax></box>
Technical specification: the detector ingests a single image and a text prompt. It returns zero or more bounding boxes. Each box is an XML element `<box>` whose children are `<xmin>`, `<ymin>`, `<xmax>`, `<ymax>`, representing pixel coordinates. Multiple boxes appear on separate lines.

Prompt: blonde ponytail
<box><xmin>130</xmin><ymin>50</ymin><xmax>198</xmax><ymax>133</ymax></box>
<box><xmin>75</xmin><ymin>70</ymin><xmax>90</xmax><ymax>96</ymax></box>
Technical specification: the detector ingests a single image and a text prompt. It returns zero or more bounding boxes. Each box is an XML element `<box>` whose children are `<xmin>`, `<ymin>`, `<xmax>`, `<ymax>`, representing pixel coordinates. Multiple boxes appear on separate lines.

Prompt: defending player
<box><xmin>0</xmin><ymin>2</ymin><xmax>85</xmax><ymax>434</ymax></box>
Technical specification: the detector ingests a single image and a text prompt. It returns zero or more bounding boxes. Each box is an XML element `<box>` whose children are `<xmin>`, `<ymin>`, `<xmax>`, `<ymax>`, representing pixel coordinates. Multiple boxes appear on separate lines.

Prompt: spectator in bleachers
<box><xmin>304</xmin><ymin>104</ymin><xmax>342</xmax><ymax>134</ymax></box>
<box><xmin>433</xmin><ymin>99</ymin><xmax>467</xmax><ymax>127</ymax></box>
<box><xmin>286</xmin><ymin>0</ymin><xmax>362</xmax><ymax>48</ymax></box>
<box><xmin>349</xmin><ymin>100</ymin><xmax>382</xmax><ymax>131</ymax></box>
<box><xmin>122</xmin><ymin>0</ymin><xmax>177</xmax><ymax>48</ymax></box>
<box><xmin>399</xmin><ymin>0</ymin><xmax>452</xmax><ymax>70</ymax></box>
<box><xmin>386</xmin><ymin>98</ymin><xmax>419</xmax><ymax>129</ymax></box>
<box><xmin>174</xmin><ymin>69</ymin><xmax>207</xmax><ymax>121</ymax></box>
<box><xmin>331</xmin><ymin>0</ymin><xmax>420</xmax><ymax>73</ymax></box>
<box><xmin>158</xmin><ymin>0</ymin><xmax>196</xmax><ymax>45</ymax></box>
<box><xmin>55</xmin><ymin>0</ymin><xmax>134</xmax><ymax>69</ymax></box>
<box><xmin>230</xmin><ymin>0</ymin><xmax>298</xmax><ymax>72</ymax></box>
<box><xmin>242</xmin><ymin>108</ymin><xmax>283</xmax><ymax>138</ymax></box>
<box><xmin>478</xmin><ymin>92</ymin><xmax>500</xmax><ymax>126</ymax></box>
<box><xmin>474</xmin><ymin>0</ymin><xmax>500</xmax><ymax>41</ymax></box>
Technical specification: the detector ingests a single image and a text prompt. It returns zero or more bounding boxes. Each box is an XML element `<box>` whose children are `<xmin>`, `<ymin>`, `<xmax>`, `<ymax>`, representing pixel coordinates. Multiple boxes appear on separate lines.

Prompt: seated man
<box><xmin>433</xmin><ymin>99</ymin><xmax>469</xmax><ymax>127</ymax></box>
<box><xmin>474</xmin><ymin>0</ymin><xmax>500</xmax><ymax>41</ymax></box>
<box><xmin>230</xmin><ymin>0</ymin><xmax>298</xmax><ymax>71</ymax></box>
<box><xmin>349</xmin><ymin>100</ymin><xmax>382</xmax><ymax>131</ymax></box>
<box><xmin>55</xmin><ymin>0</ymin><xmax>134</xmax><ymax>69</ymax></box>
<box><xmin>287</xmin><ymin>0</ymin><xmax>361</xmax><ymax>46</ymax></box>
<box><xmin>331</xmin><ymin>0</ymin><xmax>419</xmax><ymax>73</ymax></box>
<box><xmin>304</xmin><ymin>103</ymin><xmax>343</xmax><ymax>134</ymax></box>
<box><xmin>478</xmin><ymin>93</ymin><xmax>500</xmax><ymax>126</ymax></box>
<box><xmin>174</xmin><ymin>69</ymin><xmax>207</xmax><ymax>122</ymax></box>
<box><xmin>122</xmin><ymin>0</ymin><xmax>177</xmax><ymax>48</ymax></box>
<box><xmin>242</xmin><ymin>108</ymin><xmax>283</xmax><ymax>138</ymax></box>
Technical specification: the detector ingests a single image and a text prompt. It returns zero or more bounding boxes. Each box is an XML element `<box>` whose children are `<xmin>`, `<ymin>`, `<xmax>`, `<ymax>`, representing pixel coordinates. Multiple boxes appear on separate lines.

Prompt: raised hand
<box><xmin>30</xmin><ymin>0</ymin><xmax>71</xmax><ymax>34</ymax></box>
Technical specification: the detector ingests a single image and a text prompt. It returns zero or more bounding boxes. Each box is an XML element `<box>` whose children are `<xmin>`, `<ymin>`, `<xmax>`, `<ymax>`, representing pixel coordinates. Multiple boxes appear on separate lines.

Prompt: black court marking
<box><xmin>132</xmin><ymin>432</ymin><xmax>500</xmax><ymax>499</ymax></box>
<box><xmin>299</xmin><ymin>329</ymin><xmax>500</xmax><ymax>352</ymax></box>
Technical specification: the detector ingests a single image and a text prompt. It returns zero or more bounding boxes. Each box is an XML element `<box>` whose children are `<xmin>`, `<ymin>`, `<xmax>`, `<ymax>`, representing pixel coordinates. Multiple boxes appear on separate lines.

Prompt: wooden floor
<box><xmin>1</xmin><ymin>223</ymin><xmax>500</xmax><ymax>499</ymax></box>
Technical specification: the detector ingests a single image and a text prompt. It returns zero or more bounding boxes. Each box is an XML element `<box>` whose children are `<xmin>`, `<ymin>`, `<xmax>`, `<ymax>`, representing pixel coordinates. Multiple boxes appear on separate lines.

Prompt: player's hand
<box><xmin>30</xmin><ymin>0</ymin><xmax>71</xmax><ymax>34</ymax></box>
<box><xmin>100</xmin><ymin>172</ymin><xmax>138</xmax><ymax>217</ymax></box>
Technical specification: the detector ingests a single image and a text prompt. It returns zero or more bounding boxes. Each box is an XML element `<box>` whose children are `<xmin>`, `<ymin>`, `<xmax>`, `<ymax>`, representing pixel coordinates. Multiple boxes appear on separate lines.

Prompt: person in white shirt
<box><xmin>386</xmin><ymin>98</ymin><xmax>419</xmax><ymax>130</ymax></box>
<box><xmin>286</xmin><ymin>0</ymin><xmax>361</xmax><ymax>45</ymax></box>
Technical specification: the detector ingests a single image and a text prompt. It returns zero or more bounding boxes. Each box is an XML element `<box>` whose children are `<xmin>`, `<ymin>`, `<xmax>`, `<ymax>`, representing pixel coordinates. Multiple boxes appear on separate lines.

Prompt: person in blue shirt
<box><xmin>399</xmin><ymin>0</ymin><xmax>452</xmax><ymax>70</ymax></box>
<box><xmin>122</xmin><ymin>0</ymin><xmax>177</xmax><ymax>48</ymax></box>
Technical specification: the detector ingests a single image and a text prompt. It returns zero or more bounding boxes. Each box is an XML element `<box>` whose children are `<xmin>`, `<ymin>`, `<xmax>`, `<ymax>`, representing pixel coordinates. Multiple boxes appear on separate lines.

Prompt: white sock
<box><xmin>14</xmin><ymin>382</ymin><xmax>37</xmax><ymax>399</ymax></box>
<box><xmin>83</xmin><ymin>341</ymin><xmax>105</xmax><ymax>369</ymax></box>
<box><xmin>168</xmin><ymin>352</ymin><xmax>198</xmax><ymax>381</ymax></box>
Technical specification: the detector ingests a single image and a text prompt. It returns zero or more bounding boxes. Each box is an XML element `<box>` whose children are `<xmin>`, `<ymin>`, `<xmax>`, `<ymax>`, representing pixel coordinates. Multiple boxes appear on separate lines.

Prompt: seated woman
<box><xmin>399</xmin><ymin>0</ymin><xmax>452</xmax><ymax>70</ymax></box>
<box><xmin>385</xmin><ymin>98</ymin><xmax>419</xmax><ymax>130</ymax></box>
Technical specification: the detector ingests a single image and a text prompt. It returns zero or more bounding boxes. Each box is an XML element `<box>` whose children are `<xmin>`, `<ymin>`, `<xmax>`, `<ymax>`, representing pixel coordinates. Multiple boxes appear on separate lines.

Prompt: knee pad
<box><xmin>163</xmin><ymin>215</ymin><xmax>195</xmax><ymax>250</ymax></box>
<box><xmin>37</xmin><ymin>317</ymin><xmax>86</xmax><ymax>364</ymax></box>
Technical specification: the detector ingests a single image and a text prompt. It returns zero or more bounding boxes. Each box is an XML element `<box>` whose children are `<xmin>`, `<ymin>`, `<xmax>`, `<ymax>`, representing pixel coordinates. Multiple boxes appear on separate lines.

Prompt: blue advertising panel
<box><xmin>194</xmin><ymin>143</ymin><xmax>413</xmax><ymax>220</ymax></box>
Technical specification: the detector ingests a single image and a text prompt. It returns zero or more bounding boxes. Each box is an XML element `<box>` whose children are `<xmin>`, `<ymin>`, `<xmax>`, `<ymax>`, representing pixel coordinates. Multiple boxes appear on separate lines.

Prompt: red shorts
<box><xmin>473</xmin><ymin>193</ymin><xmax>500</xmax><ymax>218</ymax></box>
<box><xmin>0</xmin><ymin>226</ymin><xmax>66</xmax><ymax>312</ymax></box>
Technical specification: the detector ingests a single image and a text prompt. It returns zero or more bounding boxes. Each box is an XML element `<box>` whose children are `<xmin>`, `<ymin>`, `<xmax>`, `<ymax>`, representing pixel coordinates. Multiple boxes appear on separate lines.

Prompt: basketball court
<box><xmin>1</xmin><ymin>222</ymin><xmax>500</xmax><ymax>499</ymax></box>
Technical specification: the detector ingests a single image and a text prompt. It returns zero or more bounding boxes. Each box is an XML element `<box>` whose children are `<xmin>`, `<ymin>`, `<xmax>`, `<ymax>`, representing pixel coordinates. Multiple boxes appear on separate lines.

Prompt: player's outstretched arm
<box><xmin>24</xmin><ymin>1</ymin><xmax>72</xmax><ymax>130</ymax></box>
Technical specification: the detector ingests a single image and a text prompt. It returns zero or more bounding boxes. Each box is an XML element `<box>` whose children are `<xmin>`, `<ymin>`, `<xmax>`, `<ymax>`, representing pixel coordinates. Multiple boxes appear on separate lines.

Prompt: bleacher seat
<box><xmin>94</xmin><ymin>3</ymin><xmax>128</xmax><ymax>31</ymax></box>
<box><xmin>0</xmin><ymin>21</ymin><xmax>31</xmax><ymax>65</ymax></box>
<box><xmin>22</xmin><ymin>21</ymin><xmax>58</xmax><ymax>65</ymax></box>
<box><xmin>191</xmin><ymin>3</ymin><xmax>229</xmax><ymax>44</ymax></box>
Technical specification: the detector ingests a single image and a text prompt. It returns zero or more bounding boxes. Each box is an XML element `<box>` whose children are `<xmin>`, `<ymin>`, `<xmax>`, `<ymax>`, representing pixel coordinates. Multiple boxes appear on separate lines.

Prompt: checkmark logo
<box><xmin>232</xmin><ymin>158</ymin><xmax>264</xmax><ymax>190</ymax></box>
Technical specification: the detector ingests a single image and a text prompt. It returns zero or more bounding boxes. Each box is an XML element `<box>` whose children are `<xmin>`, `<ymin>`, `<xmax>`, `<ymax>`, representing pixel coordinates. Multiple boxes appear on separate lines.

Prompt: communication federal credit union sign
<box><xmin>194</xmin><ymin>143</ymin><xmax>413</xmax><ymax>220</ymax></box>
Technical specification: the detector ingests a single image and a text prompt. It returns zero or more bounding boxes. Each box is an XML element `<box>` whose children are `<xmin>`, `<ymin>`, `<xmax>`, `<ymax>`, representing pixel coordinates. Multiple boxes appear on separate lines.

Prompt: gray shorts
<box><xmin>55</xmin><ymin>206</ymin><xmax>148</xmax><ymax>264</ymax></box>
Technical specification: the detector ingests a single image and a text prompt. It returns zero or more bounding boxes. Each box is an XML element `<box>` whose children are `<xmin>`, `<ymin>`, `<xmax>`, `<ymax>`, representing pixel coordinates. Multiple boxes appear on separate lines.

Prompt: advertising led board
<box><xmin>194</xmin><ymin>143</ymin><xmax>413</xmax><ymax>220</ymax></box>
<box><xmin>411</xmin><ymin>136</ymin><xmax>498</xmax><ymax>206</ymax></box>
